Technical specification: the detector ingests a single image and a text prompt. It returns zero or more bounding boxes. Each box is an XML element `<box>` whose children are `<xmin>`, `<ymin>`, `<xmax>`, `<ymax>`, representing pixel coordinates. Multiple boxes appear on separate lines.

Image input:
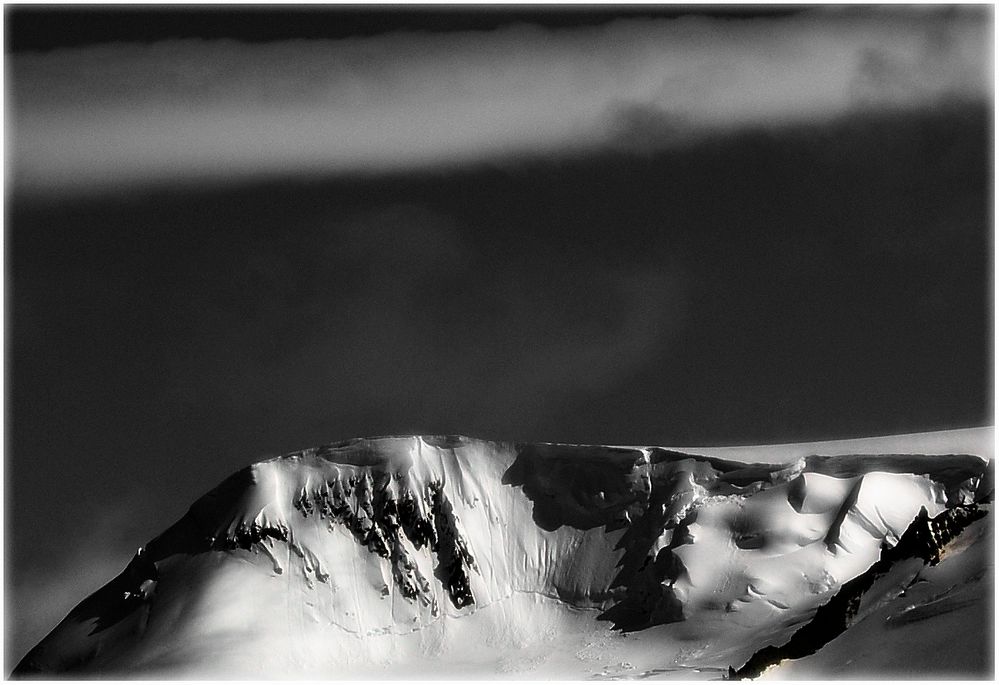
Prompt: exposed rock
<box><xmin>12</xmin><ymin>434</ymin><xmax>992</xmax><ymax>679</ymax></box>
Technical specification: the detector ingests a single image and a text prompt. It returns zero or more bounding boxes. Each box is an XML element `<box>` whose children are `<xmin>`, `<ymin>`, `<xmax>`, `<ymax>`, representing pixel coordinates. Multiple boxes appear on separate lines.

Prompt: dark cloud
<box><xmin>147</xmin><ymin>202</ymin><xmax>689</xmax><ymax>437</ymax></box>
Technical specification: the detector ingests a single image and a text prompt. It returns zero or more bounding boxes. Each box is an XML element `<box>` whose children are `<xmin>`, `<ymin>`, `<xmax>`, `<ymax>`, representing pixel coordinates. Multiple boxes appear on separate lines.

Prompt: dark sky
<box><xmin>5</xmin><ymin>5</ymin><xmax>804</xmax><ymax>51</ymax></box>
<box><xmin>5</xmin><ymin>4</ymin><xmax>992</xmax><ymax>668</ymax></box>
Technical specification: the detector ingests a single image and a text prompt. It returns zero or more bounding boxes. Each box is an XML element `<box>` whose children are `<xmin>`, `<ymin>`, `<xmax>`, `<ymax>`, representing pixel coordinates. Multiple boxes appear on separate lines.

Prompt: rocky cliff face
<box><xmin>13</xmin><ymin>434</ymin><xmax>992</xmax><ymax>678</ymax></box>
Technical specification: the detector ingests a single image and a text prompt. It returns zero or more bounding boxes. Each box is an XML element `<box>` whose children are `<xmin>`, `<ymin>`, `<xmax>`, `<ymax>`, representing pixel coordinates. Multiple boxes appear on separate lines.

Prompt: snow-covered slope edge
<box><xmin>12</xmin><ymin>432</ymin><xmax>993</xmax><ymax>679</ymax></box>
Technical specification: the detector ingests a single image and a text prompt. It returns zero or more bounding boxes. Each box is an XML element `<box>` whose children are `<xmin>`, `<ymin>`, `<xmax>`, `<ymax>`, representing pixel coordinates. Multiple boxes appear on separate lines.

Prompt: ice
<box><xmin>12</xmin><ymin>429</ymin><xmax>992</xmax><ymax>678</ymax></box>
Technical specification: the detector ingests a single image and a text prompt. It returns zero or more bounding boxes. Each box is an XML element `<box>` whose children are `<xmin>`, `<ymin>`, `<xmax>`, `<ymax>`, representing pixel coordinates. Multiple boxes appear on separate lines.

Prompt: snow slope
<box><xmin>12</xmin><ymin>429</ymin><xmax>993</xmax><ymax>679</ymax></box>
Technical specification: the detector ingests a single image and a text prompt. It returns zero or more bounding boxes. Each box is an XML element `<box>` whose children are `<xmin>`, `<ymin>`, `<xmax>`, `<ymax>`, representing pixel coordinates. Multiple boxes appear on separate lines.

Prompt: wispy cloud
<box><xmin>9</xmin><ymin>8</ymin><xmax>989</xmax><ymax>195</ymax></box>
<box><xmin>151</xmin><ymin>202</ymin><xmax>690</xmax><ymax>438</ymax></box>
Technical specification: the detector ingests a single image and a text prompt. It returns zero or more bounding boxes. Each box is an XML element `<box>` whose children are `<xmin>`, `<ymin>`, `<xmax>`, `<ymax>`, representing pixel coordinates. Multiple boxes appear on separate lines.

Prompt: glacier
<box><xmin>12</xmin><ymin>430</ymin><xmax>993</xmax><ymax>679</ymax></box>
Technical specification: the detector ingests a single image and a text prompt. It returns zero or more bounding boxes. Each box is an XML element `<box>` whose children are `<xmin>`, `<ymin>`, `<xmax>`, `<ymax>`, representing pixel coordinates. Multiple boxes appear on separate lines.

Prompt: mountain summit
<box><xmin>14</xmin><ymin>432</ymin><xmax>993</xmax><ymax>679</ymax></box>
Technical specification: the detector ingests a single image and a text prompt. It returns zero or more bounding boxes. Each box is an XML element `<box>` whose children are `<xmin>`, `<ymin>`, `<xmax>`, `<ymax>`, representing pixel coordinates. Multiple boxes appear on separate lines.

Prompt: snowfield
<box><xmin>13</xmin><ymin>428</ymin><xmax>993</xmax><ymax>679</ymax></box>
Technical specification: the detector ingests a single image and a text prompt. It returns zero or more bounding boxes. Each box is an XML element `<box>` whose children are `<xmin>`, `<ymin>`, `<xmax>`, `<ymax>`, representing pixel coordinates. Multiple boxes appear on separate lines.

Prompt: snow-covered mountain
<box><xmin>13</xmin><ymin>429</ymin><xmax>993</xmax><ymax>679</ymax></box>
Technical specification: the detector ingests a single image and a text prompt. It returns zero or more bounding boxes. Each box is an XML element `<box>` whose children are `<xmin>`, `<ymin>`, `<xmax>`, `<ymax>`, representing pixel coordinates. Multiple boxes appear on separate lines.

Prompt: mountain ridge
<box><xmin>14</xmin><ymin>432</ymin><xmax>993</xmax><ymax>678</ymax></box>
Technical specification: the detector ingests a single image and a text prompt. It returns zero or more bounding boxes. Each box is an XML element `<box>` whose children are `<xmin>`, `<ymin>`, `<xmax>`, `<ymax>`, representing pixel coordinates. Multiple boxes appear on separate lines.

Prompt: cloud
<box><xmin>8</xmin><ymin>8</ymin><xmax>990</xmax><ymax>195</ymax></box>
<box><xmin>150</xmin><ymin>202</ymin><xmax>690</xmax><ymax>440</ymax></box>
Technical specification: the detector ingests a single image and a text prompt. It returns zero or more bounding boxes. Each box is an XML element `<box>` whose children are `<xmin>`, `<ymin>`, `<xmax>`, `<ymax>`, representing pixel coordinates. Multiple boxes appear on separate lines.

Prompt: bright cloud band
<box><xmin>9</xmin><ymin>8</ymin><xmax>991</xmax><ymax>194</ymax></box>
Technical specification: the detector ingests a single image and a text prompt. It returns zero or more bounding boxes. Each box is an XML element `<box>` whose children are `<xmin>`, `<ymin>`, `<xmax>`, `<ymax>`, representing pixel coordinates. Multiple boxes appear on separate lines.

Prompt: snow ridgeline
<box><xmin>14</xmin><ymin>434</ymin><xmax>992</xmax><ymax>677</ymax></box>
